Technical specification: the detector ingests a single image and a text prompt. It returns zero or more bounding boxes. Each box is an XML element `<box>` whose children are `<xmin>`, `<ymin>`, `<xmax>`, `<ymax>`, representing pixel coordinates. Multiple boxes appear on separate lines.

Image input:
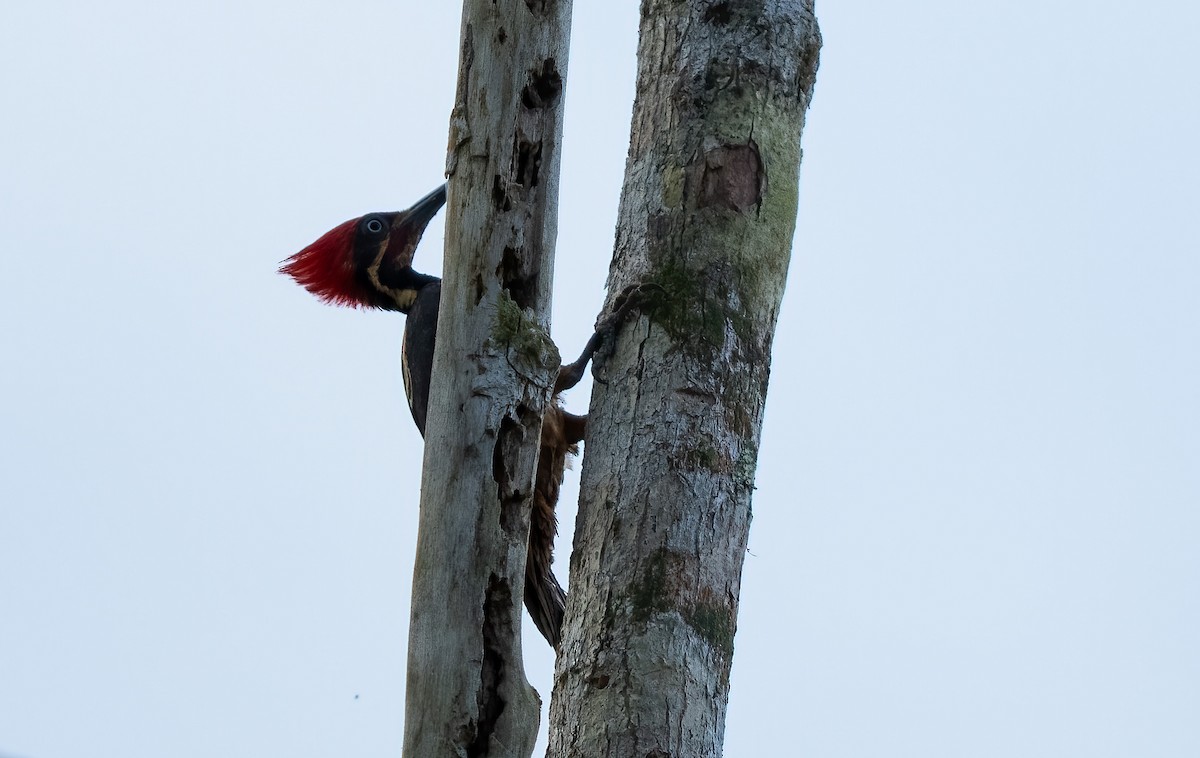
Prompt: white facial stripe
<box><xmin>394</xmin><ymin>289</ymin><xmax>418</xmax><ymax>310</ymax></box>
<box><xmin>366</xmin><ymin>239</ymin><xmax>421</xmax><ymax>310</ymax></box>
<box><xmin>364</xmin><ymin>236</ymin><xmax>390</xmax><ymax>296</ymax></box>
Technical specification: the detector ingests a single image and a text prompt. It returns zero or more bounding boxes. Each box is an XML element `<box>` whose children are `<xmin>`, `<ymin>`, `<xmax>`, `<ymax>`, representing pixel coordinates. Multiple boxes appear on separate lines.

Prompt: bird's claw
<box><xmin>555</xmin><ymin>282</ymin><xmax>662</xmax><ymax>394</ymax></box>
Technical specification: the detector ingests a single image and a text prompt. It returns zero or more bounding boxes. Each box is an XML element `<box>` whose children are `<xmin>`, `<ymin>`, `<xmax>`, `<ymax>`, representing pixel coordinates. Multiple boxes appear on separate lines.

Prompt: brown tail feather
<box><xmin>524</xmin><ymin>405</ymin><xmax>585</xmax><ymax>648</ymax></box>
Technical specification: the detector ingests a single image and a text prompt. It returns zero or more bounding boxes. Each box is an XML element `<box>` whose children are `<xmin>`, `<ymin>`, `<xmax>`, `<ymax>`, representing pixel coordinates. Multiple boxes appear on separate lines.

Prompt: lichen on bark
<box><xmin>490</xmin><ymin>290</ymin><xmax>561</xmax><ymax>382</ymax></box>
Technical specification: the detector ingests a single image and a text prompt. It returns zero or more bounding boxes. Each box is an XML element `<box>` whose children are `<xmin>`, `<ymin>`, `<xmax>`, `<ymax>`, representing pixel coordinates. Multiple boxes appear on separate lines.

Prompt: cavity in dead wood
<box><xmin>492</xmin><ymin>174</ymin><xmax>513</xmax><ymax>212</ymax></box>
<box><xmin>467</xmin><ymin>574</ymin><xmax>511</xmax><ymax>757</ymax></box>
<box><xmin>514</xmin><ymin>138</ymin><xmax>542</xmax><ymax>188</ymax></box>
<box><xmin>497</xmin><ymin>245</ymin><xmax>538</xmax><ymax>309</ymax></box>
<box><xmin>493</xmin><ymin>411</ymin><xmax>533</xmax><ymax>536</ymax></box>
<box><xmin>521</xmin><ymin>58</ymin><xmax>563</xmax><ymax>109</ymax></box>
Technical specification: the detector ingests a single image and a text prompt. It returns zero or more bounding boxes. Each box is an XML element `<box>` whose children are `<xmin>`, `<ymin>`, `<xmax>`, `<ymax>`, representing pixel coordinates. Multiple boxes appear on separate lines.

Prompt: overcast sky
<box><xmin>2</xmin><ymin>1</ymin><xmax>1197</xmax><ymax>756</ymax></box>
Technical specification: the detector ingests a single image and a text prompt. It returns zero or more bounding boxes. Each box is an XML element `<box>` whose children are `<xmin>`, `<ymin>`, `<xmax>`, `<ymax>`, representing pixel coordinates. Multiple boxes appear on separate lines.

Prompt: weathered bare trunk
<box><xmin>402</xmin><ymin>2</ymin><xmax>572</xmax><ymax>756</ymax></box>
<box><xmin>548</xmin><ymin>1</ymin><xmax>820</xmax><ymax>755</ymax></box>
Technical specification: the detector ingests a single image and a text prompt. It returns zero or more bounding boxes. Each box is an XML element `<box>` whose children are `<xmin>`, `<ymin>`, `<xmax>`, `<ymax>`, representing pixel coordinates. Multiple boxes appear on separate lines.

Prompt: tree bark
<box><xmin>402</xmin><ymin>2</ymin><xmax>572</xmax><ymax>756</ymax></box>
<box><xmin>548</xmin><ymin>1</ymin><xmax>821</xmax><ymax>756</ymax></box>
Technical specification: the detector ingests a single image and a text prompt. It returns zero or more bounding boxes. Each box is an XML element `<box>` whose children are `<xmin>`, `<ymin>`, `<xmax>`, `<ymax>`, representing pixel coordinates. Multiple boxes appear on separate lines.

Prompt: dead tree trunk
<box><xmin>548</xmin><ymin>1</ymin><xmax>821</xmax><ymax>756</ymax></box>
<box><xmin>401</xmin><ymin>2</ymin><xmax>572</xmax><ymax>756</ymax></box>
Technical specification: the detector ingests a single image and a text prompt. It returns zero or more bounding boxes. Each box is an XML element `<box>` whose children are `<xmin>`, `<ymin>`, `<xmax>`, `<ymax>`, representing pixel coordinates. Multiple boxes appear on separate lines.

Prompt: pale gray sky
<box><xmin>2</xmin><ymin>1</ymin><xmax>1197</xmax><ymax>756</ymax></box>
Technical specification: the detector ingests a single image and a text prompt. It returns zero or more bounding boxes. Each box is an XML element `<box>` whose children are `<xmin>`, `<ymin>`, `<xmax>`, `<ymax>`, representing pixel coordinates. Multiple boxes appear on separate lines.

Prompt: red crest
<box><xmin>279</xmin><ymin>218</ymin><xmax>370</xmax><ymax>307</ymax></box>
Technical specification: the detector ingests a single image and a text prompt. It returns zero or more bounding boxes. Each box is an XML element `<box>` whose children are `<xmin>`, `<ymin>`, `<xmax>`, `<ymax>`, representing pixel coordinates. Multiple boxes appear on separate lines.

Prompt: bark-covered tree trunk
<box><xmin>548</xmin><ymin>1</ymin><xmax>820</xmax><ymax>755</ymax></box>
<box><xmin>401</xmin><ymin>2</ymin><xmax>572</xmax><ymax>756</ymax></box>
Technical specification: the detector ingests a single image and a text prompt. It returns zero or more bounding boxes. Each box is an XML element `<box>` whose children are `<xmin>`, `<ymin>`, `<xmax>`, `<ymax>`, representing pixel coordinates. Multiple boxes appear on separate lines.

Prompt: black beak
<box><xmin>396</xmin><ymin>183</ymin><xmax>448</xmax><ymax>231</ymax></box>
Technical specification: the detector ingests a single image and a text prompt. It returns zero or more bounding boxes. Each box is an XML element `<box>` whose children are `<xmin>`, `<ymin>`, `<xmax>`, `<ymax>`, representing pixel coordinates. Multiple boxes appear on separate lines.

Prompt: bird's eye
<box><xmin>362</xmin><ymin>217</ymin><xmax>387</xmax><ymax>236</ymax></box>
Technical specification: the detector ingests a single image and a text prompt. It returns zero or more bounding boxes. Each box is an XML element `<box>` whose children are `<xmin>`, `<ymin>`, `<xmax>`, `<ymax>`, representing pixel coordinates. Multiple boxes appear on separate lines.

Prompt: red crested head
<box><xmin>280</xmin><ymin>184</ymin><xmax>447</xmax><ymax>312</ymax></box>
<box><xmin>279</xmin><ymin>217</ymin><xmax>371</xmax><ymax>307</ymax></box>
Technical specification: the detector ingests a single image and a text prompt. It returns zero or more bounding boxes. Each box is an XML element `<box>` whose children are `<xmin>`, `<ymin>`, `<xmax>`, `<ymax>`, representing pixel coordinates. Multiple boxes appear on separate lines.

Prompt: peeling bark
<box><xmin>548</xmin><ymin>1</ymin><xmax>821</xmax><ymax>756</ymax></box>
<box><xmin>402</xmin><ymin>2</ymin><xmax>573</xmax><ymax>756</ymax></box>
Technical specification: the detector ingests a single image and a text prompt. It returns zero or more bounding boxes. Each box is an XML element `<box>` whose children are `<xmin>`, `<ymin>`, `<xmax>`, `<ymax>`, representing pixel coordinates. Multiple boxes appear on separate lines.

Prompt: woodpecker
<box><xmin>280</xmin><ymin>184</ymin><xmax>584</xmax><ymax>649</ymax></box>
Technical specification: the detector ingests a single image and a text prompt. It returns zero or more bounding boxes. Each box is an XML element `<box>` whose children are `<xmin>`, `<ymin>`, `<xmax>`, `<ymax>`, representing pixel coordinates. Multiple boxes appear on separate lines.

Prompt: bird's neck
<box><xmin>392</xmin><ymin>270</ymin><xmax>440</xmax><ymax>314</ymax></box>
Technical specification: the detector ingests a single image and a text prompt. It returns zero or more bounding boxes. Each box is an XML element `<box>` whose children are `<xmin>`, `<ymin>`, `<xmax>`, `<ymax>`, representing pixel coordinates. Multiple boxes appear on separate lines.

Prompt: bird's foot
<box><xmin>555</xmin><ymin>282</ymin><xmax>663</xmax><ymax>394</ymax></box>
